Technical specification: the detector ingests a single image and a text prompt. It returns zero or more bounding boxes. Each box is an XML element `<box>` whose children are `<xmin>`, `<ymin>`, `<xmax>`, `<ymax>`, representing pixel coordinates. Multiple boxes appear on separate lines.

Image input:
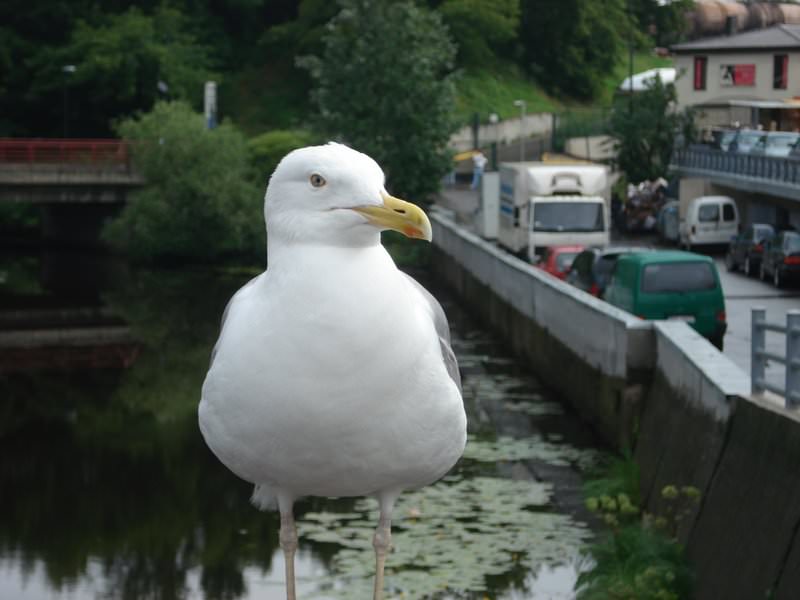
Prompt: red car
<box><xmin>535</xmin><ymin>245</ymin><xmax>585</xmax><ymax>280</ymax></box>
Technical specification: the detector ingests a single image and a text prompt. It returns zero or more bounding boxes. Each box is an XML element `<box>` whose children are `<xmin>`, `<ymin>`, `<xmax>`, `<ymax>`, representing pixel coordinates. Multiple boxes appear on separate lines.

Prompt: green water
<box><xmin>0</xmin><ymin>251</ymin><xmax>605</xmax><ymax>599</ymax></box>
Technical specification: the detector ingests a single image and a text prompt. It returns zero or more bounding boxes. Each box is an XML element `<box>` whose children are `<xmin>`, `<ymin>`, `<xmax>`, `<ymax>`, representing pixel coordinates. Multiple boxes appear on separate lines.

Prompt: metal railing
<box><xmin>0</xmin><ymin>138</ymin><xmax>130</xmax><ymax>165</ymax></box>
<box><xmin>751</xmin><ymin>307</ymin><xmax>800</xmax><ymax>407</ymax></box>
<box><xmin>672</xmin><ymin>146</ymin><xmax>800</xmax><ymax>186</ymax></box>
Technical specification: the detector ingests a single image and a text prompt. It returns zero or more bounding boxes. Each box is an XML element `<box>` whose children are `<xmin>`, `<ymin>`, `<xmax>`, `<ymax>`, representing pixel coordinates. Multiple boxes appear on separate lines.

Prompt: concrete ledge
<box><xmin>432</xmin><ymin>212</ymin><xmax>654</xmax><ymax>378</ymax></box>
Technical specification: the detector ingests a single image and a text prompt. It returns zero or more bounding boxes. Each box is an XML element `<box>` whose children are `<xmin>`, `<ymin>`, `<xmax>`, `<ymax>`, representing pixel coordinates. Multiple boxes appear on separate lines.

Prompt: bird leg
<box><xmin>372</xmin><ymin>495</ymin><xmax>397</xmax><ymax>600</ymax></box>
<box><xmin>279</xmin><ymin>508</ymin><xmax>298</xmax><ymax>600</ymax></box>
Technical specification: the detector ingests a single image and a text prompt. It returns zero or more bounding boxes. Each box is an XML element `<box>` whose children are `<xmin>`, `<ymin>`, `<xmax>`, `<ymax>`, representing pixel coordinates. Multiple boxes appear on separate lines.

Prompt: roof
<box><xmin>672</xmin><ymin>24</ymin><xmax>800</xmax><ymax>53</ymax></box>
<box><xmin>619</xmin><ymin>68</ymin><xmax>677</xmax><ymax>92</ymax></box>
<box><xmin>620</xmin><ymin>251</ymin><xmax>714</xmax><ymax>265</ymax></box>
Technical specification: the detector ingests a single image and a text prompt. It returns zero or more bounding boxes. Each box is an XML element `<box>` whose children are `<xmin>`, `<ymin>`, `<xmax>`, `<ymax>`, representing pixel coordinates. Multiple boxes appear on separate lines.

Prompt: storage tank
<box><xmin>692</xmin><ymin>1</ymin><xmax>747</xmax><ymax>36</ymax></box>
<box><xmin>777</xmin><ymin>3</ymin><xmax>800</xmax><ymax>25</ymax></box>
<box><xmin>747</xmin><ymin>2</ymin><xmax>782</xmax><ymax>29</ymax></box>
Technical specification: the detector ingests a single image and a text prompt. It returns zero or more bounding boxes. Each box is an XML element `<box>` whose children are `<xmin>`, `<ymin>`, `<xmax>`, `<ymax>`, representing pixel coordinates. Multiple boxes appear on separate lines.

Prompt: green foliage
<box><xmin>299</xmin><ymin>0</ymin><xmax>458</xmax><ymax>200</ymax></box>
<box><xmin>599</xmin><ymin>51</ymin><xmax>675</xmax><ymax>106</ymax></box>
<box><xmin>520</xmin><ymin>0</ymin><xmax>630</xmax><ymax>100</ymax></box>
<box><xmin>577</xmin><ymin>525</ymin><xmax>693</xmax><ymax>600</ymax></box>
<box><xmin>247</xmin><ymin>129</ymin><xmax>320</xmax><ymax>181</ymax></box>
<box><xmin>580</xmin><ymin>456</ymin><xmax>697</xmax><ymax>600</ymax></box>
<box><xmin>608</xmin><ymin>78</ymin><xmax>695</xmax><ymax>183</ymax></box>
<box><xmin>105</xmin><ymin>101</ymin><xmax>263</xmax><ymax>261</ymax></box>
<box><xmin>26</xmin><ymin>5</ymin><xmax>217</xmax><ymax>136</ymax></box>
<box><xmin>583</xmin><ymin>453</ymin><xmax>641</xmax><ymax>510</ymax></box>
<box><xmin>439</xmin><ymin>0</ymin><xmax>520</xmax><ymax>67</ymax></box>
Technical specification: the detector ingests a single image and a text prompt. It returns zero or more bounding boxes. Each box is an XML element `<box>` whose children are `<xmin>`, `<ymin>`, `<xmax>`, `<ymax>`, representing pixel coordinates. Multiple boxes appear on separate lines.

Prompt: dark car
<box><xmin>760</xmin><ymin>229</ymin><xmax>800</xmax><ymax>287</ymax></box>
<box><xmin>567</xmin><ymin>246</ymin><xmax>652</xmax><ymax>297</ymax></box>
<box><xmin>725</xmin><ymin>223</ymin><xmax>775</xmax><ymax>277</ymax></box>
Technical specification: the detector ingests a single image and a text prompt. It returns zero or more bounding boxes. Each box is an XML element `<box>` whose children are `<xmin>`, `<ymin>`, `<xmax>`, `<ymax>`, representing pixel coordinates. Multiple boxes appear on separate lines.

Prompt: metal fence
<box><xmin>673</xmin><ymin>146</ymin><xmax>800</xmax><ymax>186</ymax></box>
<box><xmin>751</xmin><ymin>307</ymin><xmax>800</xmax><ymax>408</ymax></box>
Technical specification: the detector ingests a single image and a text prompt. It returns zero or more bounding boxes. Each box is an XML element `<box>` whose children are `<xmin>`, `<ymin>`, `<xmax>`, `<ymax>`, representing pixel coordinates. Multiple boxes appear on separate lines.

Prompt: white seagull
<box><xmin>199</xmin><ymin>143</ymin><xmax>467</xmax><ymax>600</ymax></box>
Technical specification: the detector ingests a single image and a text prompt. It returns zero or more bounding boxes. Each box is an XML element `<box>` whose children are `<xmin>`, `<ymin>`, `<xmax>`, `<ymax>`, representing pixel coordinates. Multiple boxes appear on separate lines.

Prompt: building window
<box><xmin>774</xmin><ymin>54</ymin><xmax>788</xmax><ymax>89</ymax></box>
<box><xmin>694</xmin><ymin>56</ymin><xmax>707</xmax><ymax>90</ymax></box>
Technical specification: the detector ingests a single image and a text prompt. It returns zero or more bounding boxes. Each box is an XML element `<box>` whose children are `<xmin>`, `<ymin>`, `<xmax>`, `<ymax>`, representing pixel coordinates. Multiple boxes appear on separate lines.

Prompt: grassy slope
<box><xmin>225</xmin><ymin>52</ymin><xmax>674</xmax><ymax>135</ymax></box>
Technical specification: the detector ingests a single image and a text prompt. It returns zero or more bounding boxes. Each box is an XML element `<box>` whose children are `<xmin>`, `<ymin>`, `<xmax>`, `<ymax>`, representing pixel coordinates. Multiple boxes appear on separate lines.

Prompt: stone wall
<box><xmin>431</xmin><ymin>210</ymin><xmax>800</xmax><ymax>600</ymax></box>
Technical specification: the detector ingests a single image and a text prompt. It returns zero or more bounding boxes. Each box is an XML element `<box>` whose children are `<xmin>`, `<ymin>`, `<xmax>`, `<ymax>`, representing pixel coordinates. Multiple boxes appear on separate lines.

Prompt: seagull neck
<box><xmin>267</xmin><ymin>233</ymin><xmax>383</xmax><ymax>266</ymax></box>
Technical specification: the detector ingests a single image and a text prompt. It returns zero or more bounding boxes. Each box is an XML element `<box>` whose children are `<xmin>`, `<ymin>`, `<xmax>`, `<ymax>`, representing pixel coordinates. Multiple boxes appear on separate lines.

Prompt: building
<box><xmin>672</xmin><ymin>24</ymin><xmax>800</xmax><ymax>131</ymax></box>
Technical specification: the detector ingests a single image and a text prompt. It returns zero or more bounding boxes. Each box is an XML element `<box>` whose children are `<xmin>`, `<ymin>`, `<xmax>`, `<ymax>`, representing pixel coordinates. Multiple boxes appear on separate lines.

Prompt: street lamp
<box><xmin>513</xmin><ymin>99</ymin><xmax>526</xmax><ymax>161</ymax></box>
<box><xmin>62</xmin><ymin>65</ymin><xmax>76</xmax><ymax>138</ymax></box>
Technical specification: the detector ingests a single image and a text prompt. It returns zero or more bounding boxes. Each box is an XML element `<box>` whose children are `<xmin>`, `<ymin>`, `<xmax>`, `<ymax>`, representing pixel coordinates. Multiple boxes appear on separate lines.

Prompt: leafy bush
<box><xmin>247</xmin><ymin>129</ymin><xmax>319</xmax><ymax>181</ymax></box>
<box><xmin>105</xmin><ymin>101</ymin><xmax>263</xmax><ymax>261</ymax></box>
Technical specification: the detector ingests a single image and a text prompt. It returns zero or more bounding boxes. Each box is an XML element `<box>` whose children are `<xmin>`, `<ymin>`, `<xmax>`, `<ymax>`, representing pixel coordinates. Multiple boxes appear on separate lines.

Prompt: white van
<box><xmin>679</xmin><ymin>195</ymin><xmax>739</xmax><ymax>250</ymax></box>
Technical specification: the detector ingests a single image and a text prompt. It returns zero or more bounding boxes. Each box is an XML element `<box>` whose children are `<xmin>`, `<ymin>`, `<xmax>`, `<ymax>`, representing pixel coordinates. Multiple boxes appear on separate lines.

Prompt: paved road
<box><xmin>715</xmin><ymin>256</ymin><xmax>799</xmax><ymax>392</ymax></box>
<box><xmin>435</xmin><ymin>184</ymin><xmax>800</xmax><ymax>394</ymax></box>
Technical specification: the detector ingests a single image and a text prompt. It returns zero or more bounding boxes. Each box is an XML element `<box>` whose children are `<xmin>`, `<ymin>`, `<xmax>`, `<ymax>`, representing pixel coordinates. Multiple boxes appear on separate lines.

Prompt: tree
<box><xmin>520</xmin><ymin>0</ymin><xmax>628</xmax><ymax>100</ymax></box>
<box><xmin>299</xmin><ymin>0</ymin><xmax>458</xmax><ymax>200</ymax></box>
<box><xmin>438</xmin><ymin>0</ymin><xmax>520</xmax><ymax>67</ymax></box>
<box><xmin>106</xmin><ymin>101</ymin><xmax>263</xmax><ymax>261</ymax></box>
<box><xmin>608</xmin><ymin>79</ymin><xmax>695</xmax><ymax>183</ymax></box>
<box><xmin>19</xmin><ymin>5</ymin><xmax>217</xmax><ymax>137</ymax></box>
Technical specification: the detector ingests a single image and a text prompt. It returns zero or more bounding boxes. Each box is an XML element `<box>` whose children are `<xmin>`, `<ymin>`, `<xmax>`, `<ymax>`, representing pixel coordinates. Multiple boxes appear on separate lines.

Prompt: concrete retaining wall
<box><xmin>431</xmin><ymin>211</ymin><xmax>653</xmax><ymax>448</ymax></box>
<box><xmin>431</xmin><ymin>210</ymin><xmax>800</xmax><ymax>600</ymax></box>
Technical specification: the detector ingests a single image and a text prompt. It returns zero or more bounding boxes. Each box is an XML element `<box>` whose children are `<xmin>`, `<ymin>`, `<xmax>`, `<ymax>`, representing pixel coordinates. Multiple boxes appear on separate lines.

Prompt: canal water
<box><xmin>0</xmin><ymin>251</ymin><xmax>607</xmax><ymax>599</ymax></box>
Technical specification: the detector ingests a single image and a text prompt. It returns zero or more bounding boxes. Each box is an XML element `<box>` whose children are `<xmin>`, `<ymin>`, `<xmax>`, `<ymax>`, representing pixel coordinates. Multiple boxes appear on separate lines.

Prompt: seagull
<box><xmin>199</xmin><ymin>143</ymin><xmax>467</xmax><ymax>600</ymax></box>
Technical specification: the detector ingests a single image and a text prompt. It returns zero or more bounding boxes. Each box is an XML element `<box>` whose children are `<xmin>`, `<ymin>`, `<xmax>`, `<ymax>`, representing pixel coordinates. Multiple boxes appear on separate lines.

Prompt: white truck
<box><xmin>497</xmin><ymin>161</ymin><xmax>610</xmax><ymax>262</ymax></box>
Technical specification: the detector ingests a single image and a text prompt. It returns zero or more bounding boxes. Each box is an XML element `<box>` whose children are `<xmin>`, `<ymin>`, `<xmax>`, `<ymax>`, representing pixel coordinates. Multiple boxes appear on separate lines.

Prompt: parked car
<box><xmin>725</xmin><ymin>223</ymin><xmax>776</xmax><ymax>277</ymax></box>
<box><xmin>604</xmin><ymin>251</ymin><xmax>727</xmax><ymax>350</ymax></box>
<box><xmin>535</xmin><ymin>245</ymin><xmax>585</xmax><ymax>280</ymax></box>
<box><xmin>566</xmin><ymin>246</ymin><xmax>652</xmax><ymax>297</ymax></box>
<box><xmin>679</xmin><ymin>195</ymin><xmax>739</xmax><ymax>250</ymax></box>
<box><xmin>727</xmin><ymin>129</ymin><xmax>763</xmax><ymax>154</ymax></box>
<box><xmin>750</xmin><ymin>131</ymin><xmax>800</xmax><ymax>157</ymax></box>
<box><xmin>759</xmin><ymin>229</ymin><xmax>800</xmax><ymax>287</ymax></box>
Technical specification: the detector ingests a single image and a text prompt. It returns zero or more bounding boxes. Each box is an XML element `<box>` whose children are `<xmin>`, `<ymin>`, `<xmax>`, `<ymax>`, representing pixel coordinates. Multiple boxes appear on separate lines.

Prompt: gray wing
<box><xmin>209</xmin><ymin>274</ymin><xmax>260</xmax><ymax>368</ymax></box>
<box><xmin>401</xmin><ymin>272</ymin><xmax>461</xmax><ymax>394</ymax></box>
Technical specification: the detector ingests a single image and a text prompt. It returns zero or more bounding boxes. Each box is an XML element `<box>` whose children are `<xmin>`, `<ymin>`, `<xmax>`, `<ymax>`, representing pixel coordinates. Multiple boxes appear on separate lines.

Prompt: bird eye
<box><xmin>310</xmin><ymin>173</ymin><xmax>326</xmax><ymax>188</ymax></box>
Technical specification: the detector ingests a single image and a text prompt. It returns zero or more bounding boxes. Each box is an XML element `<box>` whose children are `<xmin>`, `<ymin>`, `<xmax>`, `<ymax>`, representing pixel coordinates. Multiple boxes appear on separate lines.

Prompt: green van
<box><xmin>604</xmin><ymin>251</ymin><xmax>727</xmax><ymax>350</ymax></box>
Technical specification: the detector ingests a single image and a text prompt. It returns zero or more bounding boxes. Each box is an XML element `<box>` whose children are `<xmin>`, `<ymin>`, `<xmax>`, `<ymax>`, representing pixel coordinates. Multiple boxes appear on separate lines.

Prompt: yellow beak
<box><xmin>351</xmin><ymin>192</ymin><xmax>433</xmax><ymax>242</ymax></box>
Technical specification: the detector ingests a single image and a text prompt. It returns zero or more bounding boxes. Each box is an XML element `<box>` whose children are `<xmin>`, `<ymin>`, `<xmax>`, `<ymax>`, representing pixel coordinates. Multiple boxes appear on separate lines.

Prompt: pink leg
<box><xmin>278</xmin><ymin>498</ymin><xmax>297</xmax><ymax>600</ymax></box>
<box><xmin>372</xmin><ymin>493</ymin><xmax>398</xmax><ymax>600</ymax></box>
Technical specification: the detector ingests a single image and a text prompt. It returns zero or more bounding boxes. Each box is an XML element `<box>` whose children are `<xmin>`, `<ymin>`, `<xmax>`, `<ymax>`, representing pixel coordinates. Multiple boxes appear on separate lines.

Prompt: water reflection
<box><xmin>0</xmin><ymin>256</ymin><xmax>604</xmax><ymax>599</ymax></box>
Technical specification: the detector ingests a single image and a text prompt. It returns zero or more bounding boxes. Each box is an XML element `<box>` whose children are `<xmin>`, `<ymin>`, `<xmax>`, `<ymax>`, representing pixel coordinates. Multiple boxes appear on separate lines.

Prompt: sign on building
<box><xmin>720</xmin><ymin>64</ymin><xmax>755</xmax><ymax>86</ymax></box>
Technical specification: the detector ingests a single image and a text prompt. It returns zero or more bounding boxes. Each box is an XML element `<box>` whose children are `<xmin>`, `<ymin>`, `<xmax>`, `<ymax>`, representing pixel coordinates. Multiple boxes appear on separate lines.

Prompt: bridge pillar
<box><xmin>41</xmin><ymin>203</ymin><xmax>123</xmax><ymax>247</ymax></box>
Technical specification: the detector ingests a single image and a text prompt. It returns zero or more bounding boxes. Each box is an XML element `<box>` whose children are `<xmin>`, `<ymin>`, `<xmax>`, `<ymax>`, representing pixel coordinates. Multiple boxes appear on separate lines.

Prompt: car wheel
<box><xmin>774</xmin><ymin>267</ymin><xmax>783</xmax><ymax>288</ymax></box>
<box><xmin>725</xmin><ymin>252</ymin><xmax>736</xmax><ymax>272</ymax></box>
<box><xmin>710</xmin><ymin>334</ymin><xmax>724</xmax><ymax>351</ymax></box>
<box><xmin>744</xmin><ymin>256</ymin><xmax>752</xmax><ymax>277</ymax></box>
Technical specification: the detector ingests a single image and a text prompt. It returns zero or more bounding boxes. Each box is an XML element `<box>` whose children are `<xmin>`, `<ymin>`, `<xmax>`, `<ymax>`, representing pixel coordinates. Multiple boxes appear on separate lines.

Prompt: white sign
<box><xmin>204</xmin><ymin>81</ymin><xmax>217</xmax><ymax>129</ymax></box>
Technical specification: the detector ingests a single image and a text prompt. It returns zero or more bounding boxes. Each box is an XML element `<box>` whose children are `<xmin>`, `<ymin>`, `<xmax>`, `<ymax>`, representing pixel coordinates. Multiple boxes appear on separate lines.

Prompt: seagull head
<box><xmin>264</xmin><ymin>143</ymin><xmax>432</xmax><ymax>247</ymax></box>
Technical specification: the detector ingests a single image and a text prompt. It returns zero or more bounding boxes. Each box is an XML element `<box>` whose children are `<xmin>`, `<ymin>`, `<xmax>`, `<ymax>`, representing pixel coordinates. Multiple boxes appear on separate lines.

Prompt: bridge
<box><xmin>671</xmin><ymin>145</ymin><xmax>800</xmax><ymax>227</ymax></box>
<box><xmin>0</xmin><ymin>139</ymin><xmax>144</xmax><ymax>245</ymax></box>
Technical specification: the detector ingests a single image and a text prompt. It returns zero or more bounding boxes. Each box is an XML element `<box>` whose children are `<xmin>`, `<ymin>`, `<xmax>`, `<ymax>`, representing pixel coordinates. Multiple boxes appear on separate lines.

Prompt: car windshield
<box><xmin>753</xmin><ymin>225</ymin><xmax>774</xmax><ymax>242</ymax></box>
<box><xmin>786</xmin><ymin>234</ymin><xmax>800</xmax><ymax>253</ymax></box>
<box><xmin>533</xmin><ymin>202</ymin><xmax>604</xmax><ymax>232</ymax></box>
<box><xmin>767</xmin><ymin>133</ymin><xmax>799</xmax><ymax>150</ymax></box>
<box><xmin>641</xmin><ymin>262</ymin><xmax>717</xmax><ymax>293</ymax></box>
<box><xmin>555</xmin><ymin>252</ymin><xmax>580</xmax><ymax>271</ymax></box>
<box><xmin>737</xmin><ymin>132</ymin><xmax>762</xmax><ymax>148</ymax></box>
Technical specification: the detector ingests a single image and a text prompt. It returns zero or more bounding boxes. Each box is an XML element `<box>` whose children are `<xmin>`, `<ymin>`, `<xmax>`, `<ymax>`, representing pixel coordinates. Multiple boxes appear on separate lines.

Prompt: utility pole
<box><xmin>514</xmin><ymin>99</ymin><xmax>526</xmax><ymax>161</ymax></box>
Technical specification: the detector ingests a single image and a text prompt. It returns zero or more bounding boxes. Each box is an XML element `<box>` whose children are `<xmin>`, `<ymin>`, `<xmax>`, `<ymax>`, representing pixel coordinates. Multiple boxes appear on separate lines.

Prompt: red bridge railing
<box><xmin>0</xmin><ymin>139</ymin><xmax>130</xmax><ymax>164</ymax></box>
